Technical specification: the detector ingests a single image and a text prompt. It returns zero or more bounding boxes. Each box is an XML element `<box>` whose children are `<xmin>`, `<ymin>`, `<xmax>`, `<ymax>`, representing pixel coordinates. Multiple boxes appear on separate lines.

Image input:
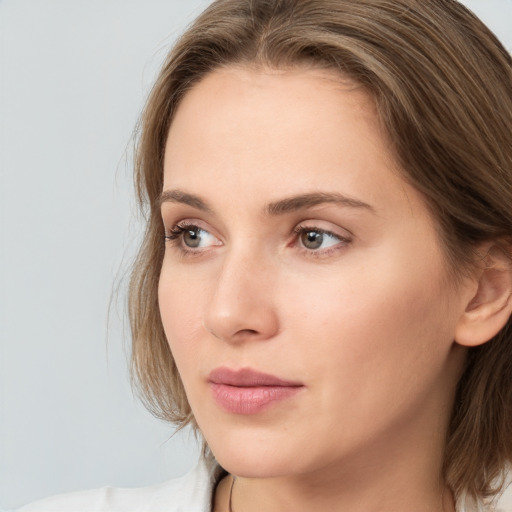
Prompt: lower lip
<box><xmin>209</xmin><ymin>383</ymin><xmax>303</xmax><ymax>414</ymax></box>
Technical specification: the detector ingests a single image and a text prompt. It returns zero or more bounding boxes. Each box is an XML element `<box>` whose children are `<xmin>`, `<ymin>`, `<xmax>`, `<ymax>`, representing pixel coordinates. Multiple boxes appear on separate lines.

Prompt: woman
<box><xmin>18</xmin><ymin>0</ymin><xmax>512</xmax><ymax>511</ymax></box>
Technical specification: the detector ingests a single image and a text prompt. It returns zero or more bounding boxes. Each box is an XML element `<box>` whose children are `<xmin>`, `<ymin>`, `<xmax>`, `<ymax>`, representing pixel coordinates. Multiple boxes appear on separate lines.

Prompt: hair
<box><xmin>128</xmin><ymin>0</ymin><xmax>512</xmax><ymax>501</ymax></box>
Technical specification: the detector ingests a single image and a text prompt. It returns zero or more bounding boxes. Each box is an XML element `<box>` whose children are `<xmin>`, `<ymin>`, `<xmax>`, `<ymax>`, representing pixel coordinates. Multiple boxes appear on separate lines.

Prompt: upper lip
<box><xmin>208</xmin><ymin>367</ymin><xmax>303</xmax><ymax>387</ymax></box>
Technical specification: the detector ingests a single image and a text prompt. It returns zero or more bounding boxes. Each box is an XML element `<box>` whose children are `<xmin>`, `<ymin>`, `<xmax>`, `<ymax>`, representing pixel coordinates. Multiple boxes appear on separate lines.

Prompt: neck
<box><xmin>229</xmin><ymin>462</ymin><xmax>454</xmax><ymax>512</ymax></box>
<box><xmin>219</xmin><ymin>408</ymin><xmax>456</xmax><ymax>512</ymax></box>
<box><xmin>229</xmin><ymin>470</ymin><xmax>455</xmax><ymax>512</ymax></box>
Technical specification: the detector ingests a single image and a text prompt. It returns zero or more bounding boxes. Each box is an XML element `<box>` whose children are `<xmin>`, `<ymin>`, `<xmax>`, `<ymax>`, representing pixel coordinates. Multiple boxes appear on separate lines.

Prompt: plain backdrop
<box><xmin>1</xmin><ymin>0</ymin><xmax>511</xmax><ymax>509</ymax></box>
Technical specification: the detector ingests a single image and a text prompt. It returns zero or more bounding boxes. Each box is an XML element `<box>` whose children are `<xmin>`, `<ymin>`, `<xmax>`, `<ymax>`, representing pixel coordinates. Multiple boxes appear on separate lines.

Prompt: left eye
<box><xmin>297</xmin><ymin>228</ymin><xmax>342</xmax><ymax>250</ymax></box>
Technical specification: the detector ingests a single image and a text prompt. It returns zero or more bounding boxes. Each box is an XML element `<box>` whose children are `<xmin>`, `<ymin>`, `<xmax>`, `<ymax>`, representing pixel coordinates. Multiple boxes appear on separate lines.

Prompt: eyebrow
<box><xmin>158</xmin><ymin>189</ymin><xmax>375</xmax><ymax>215</ymax></box>
<box><xmin>266</xmin><ymin>192</ymin><xmax>375</xmax><ymax>215</ymax></box>
<box><xmin>158</xmin><ymin>189</ymin><xmax>213</xmax><ymax>213</ymax></box>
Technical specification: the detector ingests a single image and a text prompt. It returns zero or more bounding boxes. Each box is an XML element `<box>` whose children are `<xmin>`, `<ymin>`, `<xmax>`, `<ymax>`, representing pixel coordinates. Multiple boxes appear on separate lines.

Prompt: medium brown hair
<box><xmin>129</xmin><ymin>0</ymin><xmax>512</xmax><ymax>500</ymax></box>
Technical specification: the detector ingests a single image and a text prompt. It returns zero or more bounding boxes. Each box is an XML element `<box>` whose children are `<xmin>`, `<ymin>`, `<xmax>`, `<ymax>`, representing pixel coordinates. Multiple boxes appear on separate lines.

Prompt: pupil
<box><xmin>302</xmin><ymin>231</ymin><xmax>323</xmax><ymax>249</ymax></box>
<box><xmin>184</xmin><ymin>229</ymin><xmax>201</xmax><ymax>248</ymax></box>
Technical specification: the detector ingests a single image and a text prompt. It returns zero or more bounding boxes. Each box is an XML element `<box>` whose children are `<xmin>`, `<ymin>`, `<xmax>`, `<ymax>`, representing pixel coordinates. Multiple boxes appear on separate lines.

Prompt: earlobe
<box><xmin>455</xmin><ymin>245</ymin><xmax>512</xmax><ymax>347</ymax></box>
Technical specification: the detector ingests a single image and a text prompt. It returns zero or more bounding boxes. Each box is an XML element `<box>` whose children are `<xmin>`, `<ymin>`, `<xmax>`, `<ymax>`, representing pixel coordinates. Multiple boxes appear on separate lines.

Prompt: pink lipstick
<box><xmin>208</xmin><ymin>367</ymin><xmax>303</xmax><ymax>414</ymax></box>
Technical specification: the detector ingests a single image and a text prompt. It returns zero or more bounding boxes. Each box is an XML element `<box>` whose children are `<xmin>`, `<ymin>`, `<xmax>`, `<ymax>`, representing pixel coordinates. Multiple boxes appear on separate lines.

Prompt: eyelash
<box><xmin>164</xmin><ymin>223</ymin><xmax>197</xmax><ymax>241</ymax></box>
<box><xmin>164</xmin><ymin>222</ymin><xmax>352</xmax><ymax>257</ymax></box>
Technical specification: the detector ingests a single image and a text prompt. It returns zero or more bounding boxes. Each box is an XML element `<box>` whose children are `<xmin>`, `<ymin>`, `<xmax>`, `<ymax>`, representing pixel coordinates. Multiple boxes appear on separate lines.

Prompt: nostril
<box><xmin>236</xmin><ymin>329</ymin><xmax>259</xmax><ymax>336</ymax></box>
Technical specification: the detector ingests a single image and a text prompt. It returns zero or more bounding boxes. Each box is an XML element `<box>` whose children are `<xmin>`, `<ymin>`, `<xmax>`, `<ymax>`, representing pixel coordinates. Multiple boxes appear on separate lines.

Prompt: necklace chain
<box><xmin>228</xmin><ymin>475</ymin><xmax>235</xmax><ymax>512</ymax></box>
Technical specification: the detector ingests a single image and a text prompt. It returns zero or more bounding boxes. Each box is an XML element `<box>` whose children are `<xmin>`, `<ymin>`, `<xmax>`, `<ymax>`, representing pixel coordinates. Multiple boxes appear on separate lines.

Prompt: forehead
<box><xmin>162</xmin><ymin>65</ymin><xmax>423</xmax><ymax>221</ymax></box>
<box><xmin>166</xmin><ymin>65</ymin><xmax>378</xmax><ymax>144</ymax></box>
<box><xmin>165</xmin><ymin>65</ymin><xmax>380</xmax><ymax>152</ymax></box>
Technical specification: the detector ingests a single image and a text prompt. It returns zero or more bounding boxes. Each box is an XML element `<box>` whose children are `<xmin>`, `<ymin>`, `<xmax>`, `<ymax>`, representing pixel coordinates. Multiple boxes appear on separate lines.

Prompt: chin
<box><xmin>205</xmin><ymin>427</ymin><xmax>306</xmax><ymax>478</ymax></box>
<box><xmin>214</xmin><ymin>451</ymin><xmax>298</xmax><ymax>479</ymax></box>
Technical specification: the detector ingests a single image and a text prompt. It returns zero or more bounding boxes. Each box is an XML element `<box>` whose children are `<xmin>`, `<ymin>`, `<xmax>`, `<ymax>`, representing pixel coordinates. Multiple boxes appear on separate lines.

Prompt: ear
<box><xmin>455</xmin><ymin>244</ymin><xmax>512</xmax><ymax>347</ymax></box>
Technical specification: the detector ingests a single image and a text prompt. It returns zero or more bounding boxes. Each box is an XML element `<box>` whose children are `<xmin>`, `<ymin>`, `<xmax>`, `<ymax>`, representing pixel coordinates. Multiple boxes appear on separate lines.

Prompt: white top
<box><xmin>9</xmin><ymin>458</ymin><xmax>506</xmax><ymax>512</ymax></box>
<box><xmin>14</xmin><ymin>459</ymin><xmax>224</xmax><ymax>512</ymax></box>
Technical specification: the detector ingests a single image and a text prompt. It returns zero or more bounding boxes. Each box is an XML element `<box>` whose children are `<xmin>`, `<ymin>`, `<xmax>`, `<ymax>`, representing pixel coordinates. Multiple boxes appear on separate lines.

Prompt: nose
<box><xmin>203</xmin><ymin>245</ymin><xmax>279</xmax><ymax>344</ymax></box>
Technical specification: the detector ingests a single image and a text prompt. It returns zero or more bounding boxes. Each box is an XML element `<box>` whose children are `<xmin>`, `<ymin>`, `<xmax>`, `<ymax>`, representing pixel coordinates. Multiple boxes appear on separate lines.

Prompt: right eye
<box><xmin>165</xmin><ymin>223</ymin><xmax>221</xmax><ymax>250</ymax></box>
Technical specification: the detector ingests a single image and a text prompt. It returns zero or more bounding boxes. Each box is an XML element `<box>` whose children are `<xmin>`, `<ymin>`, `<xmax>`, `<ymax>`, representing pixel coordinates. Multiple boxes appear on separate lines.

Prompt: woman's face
<box><xmin>159</xmin><ymin>66</ymin><xmax>471</xmax><ymax>479</ymax></box>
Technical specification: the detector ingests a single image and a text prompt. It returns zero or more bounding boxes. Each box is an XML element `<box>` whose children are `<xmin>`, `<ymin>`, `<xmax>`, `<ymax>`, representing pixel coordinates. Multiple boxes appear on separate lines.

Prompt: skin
<box><xmin>158</xmin><ymin>66</ymin><xmax>479</xmax><ymax>512</ymax></box>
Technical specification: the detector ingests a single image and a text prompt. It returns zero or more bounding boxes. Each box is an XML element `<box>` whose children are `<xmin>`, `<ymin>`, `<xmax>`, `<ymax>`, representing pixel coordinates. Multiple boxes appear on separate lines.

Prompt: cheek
<box><xmin>158</xmin><ymin>269</ymin><xmax>205</xmax><ymax>373</ymax></box>
<box><xmin>278</xmin><ymin>246</ymin><xmax>456</xmax><ymax>392</ymax></box>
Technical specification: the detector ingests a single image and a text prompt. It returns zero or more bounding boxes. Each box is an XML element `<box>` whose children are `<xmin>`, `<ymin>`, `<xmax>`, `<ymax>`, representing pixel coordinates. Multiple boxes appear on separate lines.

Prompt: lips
<box><xmin>208</xmin><ymin>367</ymin><xmax>304</xmax><ymax>414</ymax></box>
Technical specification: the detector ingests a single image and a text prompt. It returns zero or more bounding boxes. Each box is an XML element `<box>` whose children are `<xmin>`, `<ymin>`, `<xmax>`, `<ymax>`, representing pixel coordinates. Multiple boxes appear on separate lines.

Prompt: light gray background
<box><xmin>1</xmin><ymin>0</ymin><xmax>511</xmax><ymax>509</ymax></box>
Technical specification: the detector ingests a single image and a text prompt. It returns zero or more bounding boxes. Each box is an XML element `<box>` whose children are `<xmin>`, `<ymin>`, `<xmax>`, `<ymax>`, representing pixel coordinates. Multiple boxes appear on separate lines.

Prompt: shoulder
<box><xmin>14</xmin><ymin>458</ymin><xmax>223</xmax><ymax>512</ymax></box>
